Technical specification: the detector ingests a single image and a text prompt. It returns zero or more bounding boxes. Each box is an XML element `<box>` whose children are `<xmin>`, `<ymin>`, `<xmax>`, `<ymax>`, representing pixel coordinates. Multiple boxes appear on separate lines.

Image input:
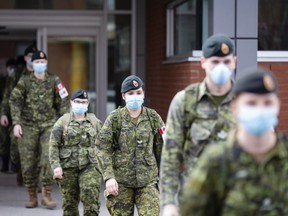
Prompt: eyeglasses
<box><xmin>73</xmin><ymin>100</ymin><xmax>89</xmax><ymax>104</ymax></box>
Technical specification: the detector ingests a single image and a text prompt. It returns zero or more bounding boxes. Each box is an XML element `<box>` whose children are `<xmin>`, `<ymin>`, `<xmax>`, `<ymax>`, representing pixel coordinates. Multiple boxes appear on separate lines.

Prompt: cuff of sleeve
<box><xmin>103</xmin><ymin>172</ymin><xmax>115</xmax><ymax>182</ymax></box>
<box><xmin>51</xmin><ymin>163</ymin><xmax>61</xmax><ymax>171</ymax></box>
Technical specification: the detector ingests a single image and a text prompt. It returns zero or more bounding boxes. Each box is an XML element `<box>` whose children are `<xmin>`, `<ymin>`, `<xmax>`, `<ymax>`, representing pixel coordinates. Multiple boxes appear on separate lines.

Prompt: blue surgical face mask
<box><xmin>33</xmin><ymin>63</ymin><xmax>47</xmax><ymax>74</ymax></box>
<box><xmin>72</xmin><ymin>103</ymin><xmax>88</xmax><ymax>115</ymax></box>
<box><xmin>27</xmin><ymin>57</ymin><xmax>33</xmax><ymax>67</ymax></box>
<box><xmin>125</xmin><ymin>95</ymin><xmax>144</xmax><ymax>110</ymax></box>
<box><xmin>238</xmin><ymin>105</ymin><xmax>278</xmax><ymax>136</ymax></box>
<box><xmin>209</xmin><ymin>63</ymin><xmax>232</xmax><ymax>85</ymax></box>
<box><xmin>8</xmin><ymin>67</ymin><xmax>15</xmax><ymax>77</ymax></box>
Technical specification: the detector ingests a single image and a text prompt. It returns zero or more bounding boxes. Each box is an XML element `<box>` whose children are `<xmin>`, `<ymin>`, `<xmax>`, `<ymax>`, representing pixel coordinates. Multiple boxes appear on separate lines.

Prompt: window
<box><xmin>258</xmin><ymin>0</ymin><xmax>288</xmax><ymax>50</ymax></box>
<box><xmin>167</xmin><ymin>0</ymin><xmax>203</xmax><ymax>58</ymax></box>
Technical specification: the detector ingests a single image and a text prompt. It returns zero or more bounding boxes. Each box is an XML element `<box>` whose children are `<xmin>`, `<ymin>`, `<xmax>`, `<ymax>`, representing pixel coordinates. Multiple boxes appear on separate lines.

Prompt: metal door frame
<box><xmin>0</xmin><ymin>10</ymin><xmax>107</xmax><ymax>120</ymax></box>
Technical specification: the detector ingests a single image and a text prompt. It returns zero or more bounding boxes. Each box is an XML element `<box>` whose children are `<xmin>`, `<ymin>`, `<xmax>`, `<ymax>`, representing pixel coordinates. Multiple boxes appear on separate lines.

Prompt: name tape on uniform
<box><xmin>56</xmin><ymin>82</ymin><xmax>69</xmax><ymax>99</ymax></box>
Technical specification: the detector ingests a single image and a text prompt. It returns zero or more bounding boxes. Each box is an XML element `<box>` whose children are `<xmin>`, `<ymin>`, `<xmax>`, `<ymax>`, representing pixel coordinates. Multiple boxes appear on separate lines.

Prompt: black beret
<box><xmin>232</xmin><ymin>68</ymin><xmax>278</xmax><ymax>94</ymax></box>
<box><xmin>202</xmin><ymin>34</ymin><xmax>234</xmax><ymax>58</ymax></box>
<box><xmin>24</xmin><ymin>43</ymin><xmax>37</xmax><ymax>56</ymax></box>
<box><xmin>31</xmin><ymin>51</ymin><xmax>47</xmax><ymax>62</ymax></box>
<box><xmin>121</xmin><ymin>75</ymin><xmax>143</xmax><ymax>93</ymax></box>
<box><xmin>71</xmin><ymin>89</ymin><xmax>88</xmax><ymax>100</ymax></box>
<box><xmin>5</xmin><ymin>58</ymin><xmax>16</xmax><ymax>67</ymax></box>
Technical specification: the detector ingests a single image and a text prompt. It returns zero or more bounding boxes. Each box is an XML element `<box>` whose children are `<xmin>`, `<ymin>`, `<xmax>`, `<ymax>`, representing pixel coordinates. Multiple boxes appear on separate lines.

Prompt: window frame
<box><xmin>165</xmin><ymin>0</ymin><xmax>203</xmax><ymax>63</ymax></box>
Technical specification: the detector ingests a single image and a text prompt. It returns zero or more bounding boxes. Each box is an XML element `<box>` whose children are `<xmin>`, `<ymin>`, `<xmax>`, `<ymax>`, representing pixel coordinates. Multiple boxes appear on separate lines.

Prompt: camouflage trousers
<box><xmin>0</xmin><ymin>124</ymin><xmax>10</xmax><ymax>156</ymax></box>
<box><xmin>18</xmin><ymin>124</ymin><xmax>53</xmax><ymax>188</ymax></box>
<box><xmin>56</xmin><ymin>164</ymin><xmax>102</xmax><ymax>216</ymax></box>
<box><xmin>106</xmin><ymin>182</ymin><xmax>160</xmax><ymax>216</ymax></box>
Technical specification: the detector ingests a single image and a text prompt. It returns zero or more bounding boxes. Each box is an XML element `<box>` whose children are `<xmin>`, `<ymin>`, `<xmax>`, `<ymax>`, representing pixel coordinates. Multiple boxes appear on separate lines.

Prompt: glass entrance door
<box><xmin>47</xmin><ymin>36</ymin><xmax>97</xmax><ymax>113</ymax></box>
<box><xmin>37</xmin><ymin>26</ymin><xmax>105</xmax><ymax>118</ymax></box>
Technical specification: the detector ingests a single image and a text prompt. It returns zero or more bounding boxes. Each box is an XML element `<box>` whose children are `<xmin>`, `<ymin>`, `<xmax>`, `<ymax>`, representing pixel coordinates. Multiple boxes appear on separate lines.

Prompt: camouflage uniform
<box><xmin>49</xmin><ymin>112</ymin><xmax>102</xmax><ymax>216</ymax></box>
<box><xmin>180</xmin><ymin>130</ymin><xmax>288</xmax><ymax>216</ymax></box>
<box><xmin>9</xmin><ymin>72</ymin><xmax>69</xmax><ymax>188</ymax></box>
<box><xmin>160</xmin><ymin>81</ymin><xmax>236</xmax><ymax>205</ymax></box>
<box><xmin>0</xmin><ymin>67</ymin><xmax>32</xmax><ymax>169</ymax></box>
<box><xmin>96</xmin><ymin>106</ymin><xmax>164</xmax><ymax>216</ymax></box>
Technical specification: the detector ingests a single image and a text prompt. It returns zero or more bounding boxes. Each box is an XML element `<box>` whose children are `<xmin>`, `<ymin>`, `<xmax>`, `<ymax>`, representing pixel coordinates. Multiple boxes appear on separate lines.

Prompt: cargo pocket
<box><xmin>59</xmin><ymin>149</ymin><xmax>72</xmax><ymax>167</ymax></box>
<box><xmin>189</xmin><ymin>119</ymin><xmax>216</xmax><ymax>156</ymax></box>
<box><xmin>88</xmin><ymin>148</ymin><xmax>98</xmax><ymax>164</ymax></box>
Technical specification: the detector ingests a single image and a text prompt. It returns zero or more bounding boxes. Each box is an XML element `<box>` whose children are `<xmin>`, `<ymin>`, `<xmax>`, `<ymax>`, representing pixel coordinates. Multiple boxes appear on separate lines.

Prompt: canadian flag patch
<box><xmin>56</xmin><ymin>82</ymin><xmax>69</xmax><ymax>99</ymax></box>
<box><xmin>159</xmin><ymin>126</ymin><xmax>166</xmax><ymax>135</ymax></box>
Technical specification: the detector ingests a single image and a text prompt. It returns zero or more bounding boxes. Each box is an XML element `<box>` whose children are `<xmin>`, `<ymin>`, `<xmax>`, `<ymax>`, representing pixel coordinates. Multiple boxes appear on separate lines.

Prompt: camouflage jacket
<box><xmin>9</xmin><ymin>72</ymin><xmax>69</xmax><ymax>127</ymax></box>
<box><xmin>180</xmin><ymin>130</ymin><xmax>288</xmax><ymax>216</ymax></box>
<box><xmin>49</xmin><ymin>112</ymin><xmax>102</xmax><ymax>170</ymax></box>
<box><xmin>96</xmin><ymin>106</ymin><xmax>164</xmax><ymax>188</ymax></box>
<box><xmin>160</xmin><ymin>81</ymin><xmax>236</xmax><ymax>205</ymax></box>
<box><xmin>1</xmin><ymin>67</ymin><xmax>31</xmax><ymax>116</ymax></box>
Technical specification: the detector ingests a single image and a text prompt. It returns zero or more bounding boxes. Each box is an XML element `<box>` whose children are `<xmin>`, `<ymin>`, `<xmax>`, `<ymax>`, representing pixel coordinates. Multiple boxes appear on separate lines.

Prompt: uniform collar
<box><xmin>197</xmin><ymin>80</ymin><xmax>234</xmax><ymax>104</ymax></box>
<box><xmin>227</xmin><ymin>129</ymin><xmax>288</xmax><ymax>165</ymax></box>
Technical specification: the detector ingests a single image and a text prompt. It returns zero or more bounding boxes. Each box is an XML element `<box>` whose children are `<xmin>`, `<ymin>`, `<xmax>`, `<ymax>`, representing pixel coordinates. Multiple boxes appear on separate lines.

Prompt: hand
<box><xmin>162</xmin><ymin>204</ymin><xmax>179</xmax><ymax>216</ymax></box>
<box><xmin>13</xmin><ymin>124</ymin><xmax>23</xmax><ymax>138</ymax></box>
<box><xmin>106</xmin><ymin>178</ymin><xmax>119</xmax><ymax>196</ymax></box>
<box><xmin>53</xmin><ymin>167</ymin><xmax>63</xmax><ymax>179</ymax></box>
<box><xmin>0</xmin><ymin>115</ymin><xmax>9</xmax><ymax>127</ymax></box>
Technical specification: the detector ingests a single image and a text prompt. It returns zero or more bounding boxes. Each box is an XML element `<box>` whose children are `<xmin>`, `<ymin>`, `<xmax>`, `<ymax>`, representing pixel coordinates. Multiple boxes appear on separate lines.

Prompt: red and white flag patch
<box><xmin>56</xmin><ymin>82</ymin><xmax>69</xmax><ymax>99</ymax></box>
<box><xmin>159</xmin><ymin>126</ymin><xmax>166</xmax><ymax>135</ymax></box>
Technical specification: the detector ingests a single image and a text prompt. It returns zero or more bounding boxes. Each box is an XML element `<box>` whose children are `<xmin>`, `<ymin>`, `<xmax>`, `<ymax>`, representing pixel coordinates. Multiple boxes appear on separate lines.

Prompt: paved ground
<box><xmin>0</xmin><ymin>170</ymin><xmax>139</xmax><ymax>216</ymax></box>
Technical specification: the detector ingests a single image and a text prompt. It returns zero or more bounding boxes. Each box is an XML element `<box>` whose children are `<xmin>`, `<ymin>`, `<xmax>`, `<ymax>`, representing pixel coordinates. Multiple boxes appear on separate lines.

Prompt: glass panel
<box><xmin>174</xmin><ymin>0</ymin><xmax>202</xmax><ymax>54</ymax></box>
<box><xmin>107</xmin><ymin>15</ymin><xmax>131</xmax><ymax>114</ymax></box>
<box><xmin>258</xmin><ymin>0</ymin><xmax>288</xmax><ymax>50</ymax></box>
<box><xmin>0</xmin><ymin>0</ymin><xmax>103</xmax><ymax>10</ymax></box>
<box><xmin>108</xmin><ymin>0</ymin><xmax>131</xmax><ymax>10</ymax></box>
<box><xmin>47</xmin><ymin>36</ymin><xmax>97</xmax><ymax>113</ymax></box>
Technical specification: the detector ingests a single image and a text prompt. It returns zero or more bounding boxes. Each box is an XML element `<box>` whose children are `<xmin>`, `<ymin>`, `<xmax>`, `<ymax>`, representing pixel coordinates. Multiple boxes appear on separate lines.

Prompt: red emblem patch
<box><xmin>56</xmin><ymin>82</ymin><xmax>65</xmax><ymax>91</ymax></box>
<box><xmin>133</xmin><ymin>80</ymin><xmax>139</xmax><ymax>87</ymax></box>
<box><xmin>159</xmin><ymin>126</ymin><xmax>166</xmax><ymax>135</ymax></box>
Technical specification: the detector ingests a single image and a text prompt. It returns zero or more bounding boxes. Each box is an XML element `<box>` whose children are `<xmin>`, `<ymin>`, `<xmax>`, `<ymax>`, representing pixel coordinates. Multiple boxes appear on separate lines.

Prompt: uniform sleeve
<box><xmin>160</xmin><ymin>90</ymin><xmax>186</xmax><ymax>205</ymax></box>
<box><xmin>49</xmin><ymin>116</ymin><xmax>64</xmax><ymax>170</ymax></box>
<box><xmin>179</xmin><ymin>146</ymin><xmax>222</xmax><ymax>216</ymax></box>
<box><xmin>153</xmin><ymin>112</ymin><xmax>165</xmax><ymax>169</ymax></box>
<box><xmin>53</xmin><ymin>76</ymin><xmax>70</xmax><ymax>117</ymax></box>
<box><xmin>95</xmin><ymin>114</ymin><xmax>115</xmax><ymax>181</ymax></box>
<box><xmin>0</xmin><ymin>76</ymin><xmax>16</xmax><ymax>116</ymax></box>
<box><xmin>9</xmin><ymin>77</ymin><xmax>26</xmax><ymax>125</ymax></box>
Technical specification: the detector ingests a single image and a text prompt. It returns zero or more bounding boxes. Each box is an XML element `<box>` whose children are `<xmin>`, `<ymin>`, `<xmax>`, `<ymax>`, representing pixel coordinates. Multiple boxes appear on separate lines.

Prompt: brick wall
<box><xmin>146</xmin><ymin>0</ymin><xmax>204</xmax><ymax>121</ymax></box>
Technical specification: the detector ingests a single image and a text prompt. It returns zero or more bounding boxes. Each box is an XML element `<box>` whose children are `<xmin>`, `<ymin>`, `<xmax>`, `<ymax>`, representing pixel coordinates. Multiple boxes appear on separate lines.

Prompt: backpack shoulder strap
<box><xmin>145</xmin><ymin>107</ymin><xmax>159</xmax><ymax>133</ymax></box>
<box><xmin>62</xmin><ymin>113</ymin><xmax>71</xmax><ymax>145</ymax></box>
<box><xmin>183</xmin><ymin>82</ymin><xmax>200</xmax><ymax>128</ymax></box>
<box><xmin>86</xmin><ymin>113</ymin><xmax>98</xmax><ymax>129</ymax></box>
<box><xmin>111</xmin><ymin>107</ymin><xmax>122</xmax><ymax>150</ymax></box>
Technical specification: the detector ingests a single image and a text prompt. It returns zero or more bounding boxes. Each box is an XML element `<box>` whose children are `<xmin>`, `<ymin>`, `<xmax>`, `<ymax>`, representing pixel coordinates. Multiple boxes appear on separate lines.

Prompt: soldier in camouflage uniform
<box><xmin>49</xmin><ymin>89</ymin><xmax>102</xmax><ymax>216</ymax></box>
<box><xmin>96</xmin><ymin>75</ymin><xmax>165</xmax><ymax>216</ymax></box>
<box><xmin>160</xmin><ymin>34</ymin><xmax>237</xmax><ymax>215</ymax></box>
<box><xmin>180</xmin><ymin>68</ymin><xmax>288</xmax><ymax>216</ymax></box>
<box><xmin>0</xmin><ymin>44</ymin><xmax>37</xmax><ymax>183</ymax></box>
<box><xmin>9</xmin><ymin>50</ymin><xmax>69</xmax><ymax>209</ymax></box>
<box><xmin>0</xmin><ymin>58</ymin><xmax>16</xmax><ymax>172</ymax></box>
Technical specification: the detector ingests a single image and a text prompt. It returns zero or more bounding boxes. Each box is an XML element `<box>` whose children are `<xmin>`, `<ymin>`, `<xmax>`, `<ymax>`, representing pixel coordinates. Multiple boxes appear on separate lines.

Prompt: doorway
<box><xmin>0</xmin><ymin>10</ymin><xmax>107</xmax><ymax>120</ymax></box>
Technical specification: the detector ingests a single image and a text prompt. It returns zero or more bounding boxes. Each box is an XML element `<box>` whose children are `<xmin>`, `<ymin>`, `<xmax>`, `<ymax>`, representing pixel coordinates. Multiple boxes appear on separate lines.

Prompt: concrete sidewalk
<box><xmin>0</xmin><ymin>171</ymin><xmax>112</xmax><ymax>216</ymax></box>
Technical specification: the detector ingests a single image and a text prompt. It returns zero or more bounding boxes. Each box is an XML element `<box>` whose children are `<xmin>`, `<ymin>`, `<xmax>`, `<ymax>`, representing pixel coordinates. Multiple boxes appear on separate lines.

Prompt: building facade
<box><xmin>0</xmin><ymin>0</ymin><xmax>287</xmax><ymax>131</ymax></box>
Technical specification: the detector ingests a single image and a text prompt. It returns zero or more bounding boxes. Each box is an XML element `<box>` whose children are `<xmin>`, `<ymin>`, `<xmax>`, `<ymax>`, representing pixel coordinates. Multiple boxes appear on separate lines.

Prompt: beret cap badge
<box><xmin>133</xmin><ymin>80</ymin><xmax>139</xmax><ymax>87</ymax></box>
<box><xmin>221</xmin><ymin>43</ymin><xmax>229</xmax><ymax>55</ymax></box>
<box><xmin>40</xmin><ymin>52</ymin><xmax>44</xmax><ymax>58</ymax></box>
<box><xmin>83</xmin><ymin>91</ymin><xmax>87</xmax><ymax>98</ymax></box>
<box><xmin>263</xmin><ymin>75</ymin><xmax>275</xmax><ymax>91</ymax></box>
